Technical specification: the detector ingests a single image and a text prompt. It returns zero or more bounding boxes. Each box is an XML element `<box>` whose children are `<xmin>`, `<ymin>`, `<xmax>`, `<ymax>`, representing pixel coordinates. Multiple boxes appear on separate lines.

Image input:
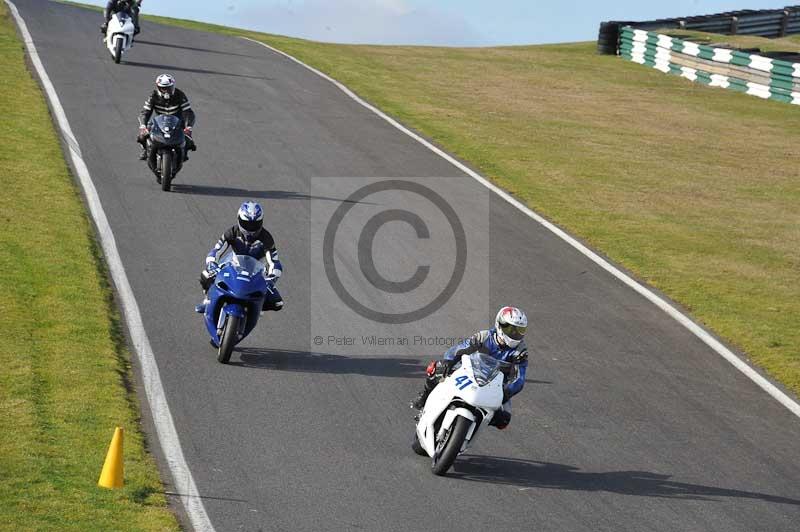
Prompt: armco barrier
<box><xmin>619</xmin><ymin>26</ymin><xmax>800</xmax><ymax>105</ymax></box>
<box><xmin>599</xmin><ymin>6</ymin><xmax>800</xmax><ymax>54</ymax></box>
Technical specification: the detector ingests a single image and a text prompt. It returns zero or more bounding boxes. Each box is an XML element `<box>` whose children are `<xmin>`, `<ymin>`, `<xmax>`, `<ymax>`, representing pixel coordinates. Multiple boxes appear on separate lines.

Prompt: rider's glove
<box><xmin>425</xmin><ymin>360</ymin><xmax>437</xmax><ymax>377</ymax></box>
<box><xmin>137</xmin><ymin>125</ymin><xmax>148</xmax><ymax>142</ymax></box>
<box><xmin>428</xmin><ymin>359</ymin><xmax>454</xmax><ymax>381</ymax></box>
<box><xmin>183</xmin><ymin>126</ymin><xmax>193</xmax><ymax>136</ymax></box>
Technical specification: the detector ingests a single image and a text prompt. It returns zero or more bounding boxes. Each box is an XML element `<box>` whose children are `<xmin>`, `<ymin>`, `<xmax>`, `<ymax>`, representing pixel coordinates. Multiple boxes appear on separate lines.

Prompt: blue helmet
<box><xmin>237</xmin><ymin>201</ymin><xmax>263</xmax><ymax>237</ymax></box>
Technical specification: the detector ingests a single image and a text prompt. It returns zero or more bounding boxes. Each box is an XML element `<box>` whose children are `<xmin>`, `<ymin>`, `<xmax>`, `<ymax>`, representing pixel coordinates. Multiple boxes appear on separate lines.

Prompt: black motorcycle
<box><xmin>146</xmin><ymin>114</ymin><xmax>187</xmax><ymax>192</ymax></box>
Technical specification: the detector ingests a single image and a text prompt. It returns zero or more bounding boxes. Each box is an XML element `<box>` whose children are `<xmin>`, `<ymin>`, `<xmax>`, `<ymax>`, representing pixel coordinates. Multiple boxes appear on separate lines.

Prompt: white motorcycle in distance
<box><xmin>413</xmin><ymin>351</ymin><xmax>512</xmax><ymax>476</ymax></box>
<box><xmin>105</xmin><ymin>12</ymin><xmax>135</xmax><ymax>64</ymax></box>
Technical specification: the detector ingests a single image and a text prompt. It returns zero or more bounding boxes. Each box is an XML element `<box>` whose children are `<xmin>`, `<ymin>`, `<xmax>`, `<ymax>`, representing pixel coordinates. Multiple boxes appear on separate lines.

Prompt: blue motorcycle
<box><xmin>204</xmin><ymin>253</ymin><xmax>271</xmax><ymax>363</ymax></box>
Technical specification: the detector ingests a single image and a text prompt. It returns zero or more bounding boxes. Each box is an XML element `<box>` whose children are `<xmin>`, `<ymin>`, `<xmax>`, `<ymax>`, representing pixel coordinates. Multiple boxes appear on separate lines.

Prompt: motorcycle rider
<box><xmin>411</xmin><ymin>306</ymin><xmax>529</xmax><ymax>429</ymax></box>
<box><xmin>195</xmin><ymin>201</ymin><xmax>284</xmax><ymax>315</ymax></box>
<box><xmin>137</xmin><ymin>73</ymin><xmax>196</xmax><ymax>163</ymax></box>
<box><xmin>100</xmin><ymin>0</ymin><xmax>142</xmax><ymax>35</ymax></box>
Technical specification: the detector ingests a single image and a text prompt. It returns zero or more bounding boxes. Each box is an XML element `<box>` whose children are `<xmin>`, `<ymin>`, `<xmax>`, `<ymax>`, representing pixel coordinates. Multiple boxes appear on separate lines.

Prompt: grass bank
<box><xmin>71</xmin><ymin>3</ymin><xmax>800</xmax><ymax>396</ymax></box>
<box><xmin>0</xmin><ymin>2</ymin><xmax>178</xmax><ymax>529</ymax></box>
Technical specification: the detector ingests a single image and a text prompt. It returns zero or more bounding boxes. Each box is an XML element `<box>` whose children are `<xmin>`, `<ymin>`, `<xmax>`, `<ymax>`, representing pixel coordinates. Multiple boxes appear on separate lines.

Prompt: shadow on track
<box><xmin>135</xmin><ymin>39</ymin><xmax>264</xmax><ymax>60</ymax></box>
<box><xmin>171</xmin><ymin>184</ymin><xmax>376</xmax><ymax>204</ymax></box>
<box><xmin>233</xmin><ymin>348</ymin><xmax>554</xmax><ymax>383</ymax></box>
<box><xmin>123</xmin><ymin>60</ymin><xmax>272</xmax><ymax>80</ymax></box>
<box><xmin>450</xmin><ymin>456</ymin><xmax>800</xmax><ymax>506</ymax></box>
<box><xmin>231</xmin><ymin>347</ymin><xmax>423</xmax><ymax>379</ymax></box>
<box><xmin>133</xmin><ymin>485</ymin><xmax>247</xmax><ymax>504</ymax></box>
<box><xmin>163</xmin><ymin>491</ymin><xmax>248</xmax><ymax>503</ymax></box>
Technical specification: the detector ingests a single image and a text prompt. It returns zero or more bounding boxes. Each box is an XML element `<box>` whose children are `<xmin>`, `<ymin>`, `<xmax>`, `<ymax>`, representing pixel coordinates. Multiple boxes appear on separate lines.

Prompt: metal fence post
<box><xmin>779</xmin><ymin>10</ymin><xmax>789</xmax><ymax>37</ymax></box>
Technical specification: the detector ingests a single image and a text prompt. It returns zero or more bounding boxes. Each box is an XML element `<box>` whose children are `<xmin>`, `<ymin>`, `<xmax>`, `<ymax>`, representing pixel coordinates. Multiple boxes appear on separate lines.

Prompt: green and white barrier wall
<box><xmin>619</xmin><ymin>26</ymin><xmax>800</xmax><ymax>105</ymax></box>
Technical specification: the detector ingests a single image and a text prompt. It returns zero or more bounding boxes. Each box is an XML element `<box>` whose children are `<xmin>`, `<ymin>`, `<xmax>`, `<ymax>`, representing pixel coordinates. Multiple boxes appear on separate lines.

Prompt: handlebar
<box><xmin>208</xmin><ymin>262</ymin><xmax>276</xmax><ymax>282</ymax></box>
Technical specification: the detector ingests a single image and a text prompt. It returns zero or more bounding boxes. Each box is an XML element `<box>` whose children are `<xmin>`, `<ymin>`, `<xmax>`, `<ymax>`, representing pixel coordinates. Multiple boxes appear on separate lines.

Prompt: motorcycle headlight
<box><xmin>474</xmin><ymin>373</ymin><xmax>495</xmax><ymax>387</ymax></box>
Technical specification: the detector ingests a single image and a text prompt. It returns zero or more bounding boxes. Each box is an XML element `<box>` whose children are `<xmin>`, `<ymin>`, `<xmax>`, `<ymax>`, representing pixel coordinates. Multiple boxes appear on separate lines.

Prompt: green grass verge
<box><xmin>0</xmin><ymin>3</ymin><xmax>179</xmax><ymax>530</ymax></box>
<box><xmin>65</xmin><ymin>4</ymin><xmax>800</xmax><ymax>396</ymax></box>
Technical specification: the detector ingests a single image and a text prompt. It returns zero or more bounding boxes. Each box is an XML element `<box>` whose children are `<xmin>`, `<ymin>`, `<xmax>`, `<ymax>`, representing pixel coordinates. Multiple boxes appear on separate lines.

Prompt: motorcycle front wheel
<box><xmin>160</xmin><ymin>150</ymin><xmax>173</xmax><ymax>191</ymax></box>
<box><xmin>412</xmin><ymin>431</ymin><xmax>426</xmax><ymax>456</ymax></box>
<box><xmin>217</xmin><ymin>314</ymin><xmax>240</xmax><ymax>364</ymax></box>
<box><xmin>431</xmin><ymin>415</ymin><xmax>471</xmax><ymax>476</ymax></box>
<box><xmin>113</xmin><ymin>38</ymin><xmax>123</xmax><ymax>64</ymax></box>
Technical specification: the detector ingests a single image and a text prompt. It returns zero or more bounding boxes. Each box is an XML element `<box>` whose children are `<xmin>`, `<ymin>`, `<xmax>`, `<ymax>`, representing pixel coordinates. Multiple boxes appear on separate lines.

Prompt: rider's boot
<box><xmin>411</xmin><ymin>359</ymin><xmax>453</xmax><ymax>409</ymax></box>
<box><xmin>195</xmin><ymin>297</ymin><xmax>209</xmax><ymax>314</ymax></box>
<box><xmin>411</xmin><ymin>376</ymin><xmax>437</xmax><ymax>410</ymax></box>
<box><xmin>260</xmin><ymin>298</ymin><xmax>284</xmax><ymax>316</ymax></box>
<box><xmin>261</xmin><ymin>285</ymin><xmax>284</xmax><ymax>315</ymax></box>
<box><xmin>138</xmin><ymin>144</ymin><xmax>147</xmax><ymax>160</ymax></box>
<box><xmin>411</xmin><ymin>389</ymin><xmax>429</xmax><ymax>410</ymax></box>
<box><xmin>184</xmin><ymin>137</ymin><xmax>196</xmax><ymax>162</ymax></box>
<box><xmin>488</xmin><ymin>409</ymin><xmax>511</xmax><ymax>430</ymax></box>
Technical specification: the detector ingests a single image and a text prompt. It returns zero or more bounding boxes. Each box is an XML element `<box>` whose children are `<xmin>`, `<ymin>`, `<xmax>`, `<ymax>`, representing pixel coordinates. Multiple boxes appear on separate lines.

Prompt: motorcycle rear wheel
<box><xmin>431</xmin><ymin>415</ymin><xmax>470</xmax><ymax>476</ymax></box>
<box><xmin>217</xmin><ymin>314</ymin><xmax>240</xmax><ymax>364</ymax></box>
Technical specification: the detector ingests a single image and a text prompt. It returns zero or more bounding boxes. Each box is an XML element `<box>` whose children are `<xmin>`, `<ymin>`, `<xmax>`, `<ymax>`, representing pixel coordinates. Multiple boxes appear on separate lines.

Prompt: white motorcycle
<box><xmin>105</xmin><ymin>11</ymin><xmax>135</xmax><ymax>64</ymax></box>
<box><xmin>413</xmin><ymin>351</ymin><xmax>512</xmax><ymax>476</ymax></box>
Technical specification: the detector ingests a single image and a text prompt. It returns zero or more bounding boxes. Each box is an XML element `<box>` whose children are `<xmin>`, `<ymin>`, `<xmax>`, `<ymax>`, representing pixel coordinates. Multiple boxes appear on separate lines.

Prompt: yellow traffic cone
<box><xmin>98</xmin><ymin>427</ymin><xmax>124</xmax><ymax>489</ymax></box>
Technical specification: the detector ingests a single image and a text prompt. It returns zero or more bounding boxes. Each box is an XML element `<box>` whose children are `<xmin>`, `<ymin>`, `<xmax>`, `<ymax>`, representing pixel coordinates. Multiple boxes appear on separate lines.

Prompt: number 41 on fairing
<box><xmin>454</xmin><ymin>375</ymin><xmax>473</xmax><ymax>390</ymax></box>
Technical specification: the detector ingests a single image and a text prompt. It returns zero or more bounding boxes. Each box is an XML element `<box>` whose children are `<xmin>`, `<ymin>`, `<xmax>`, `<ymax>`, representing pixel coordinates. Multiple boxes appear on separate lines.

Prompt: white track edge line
<box><xmin>242</xmin><ymin>36</ymin><xmax>800</xmax><ymax>420</ymax></box>
<box><xmin>6</xmin><ymin>2</ymin><xmax>216</xmax><ymax>529</ymax></box>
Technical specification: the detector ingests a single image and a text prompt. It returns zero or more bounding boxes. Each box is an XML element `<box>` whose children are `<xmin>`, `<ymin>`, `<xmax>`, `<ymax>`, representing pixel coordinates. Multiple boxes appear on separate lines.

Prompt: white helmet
<box><xmin>495</xmin><ymin>306</ymin><xmax>527</xmax><ymax>348</ymax></box>
<box><xmin>155</xmin><ymin>73</ymin><xmax>176</xmax><ymax>100</ymax></box>
<box><xmin>237</xmin><ymin>201</ymin><xmax>264</xmax><ymax>238</ymax></box>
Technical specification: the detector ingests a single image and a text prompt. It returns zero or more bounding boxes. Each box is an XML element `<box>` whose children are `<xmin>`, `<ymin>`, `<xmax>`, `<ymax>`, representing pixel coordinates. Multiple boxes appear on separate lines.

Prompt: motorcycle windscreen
<box><xmin>219</xmin><ymin>253</ymin><xmax>267</xmax><ymax>277</ymax></box>
<box><xmin>470</xmin><ymin>352</ymin><xmax>510</xmax><ymax>386</ymax></box>
<box><xmin>111</xmin><ymin>12</ymin><xmax>134</xmax><ymax>31</ymax></box>
<box><xmin>150</xmin><ymin>115</ymin><xmax>185</xmax><ymax>145</ymax></box>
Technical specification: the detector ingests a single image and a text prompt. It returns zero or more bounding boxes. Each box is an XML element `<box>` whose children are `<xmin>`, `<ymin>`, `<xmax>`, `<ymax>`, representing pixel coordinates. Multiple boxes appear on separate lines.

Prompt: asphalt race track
<box><xmin>13</xmin><ymin>1</ymin><xmax>800</xmax><ymax>530</ymax></box>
